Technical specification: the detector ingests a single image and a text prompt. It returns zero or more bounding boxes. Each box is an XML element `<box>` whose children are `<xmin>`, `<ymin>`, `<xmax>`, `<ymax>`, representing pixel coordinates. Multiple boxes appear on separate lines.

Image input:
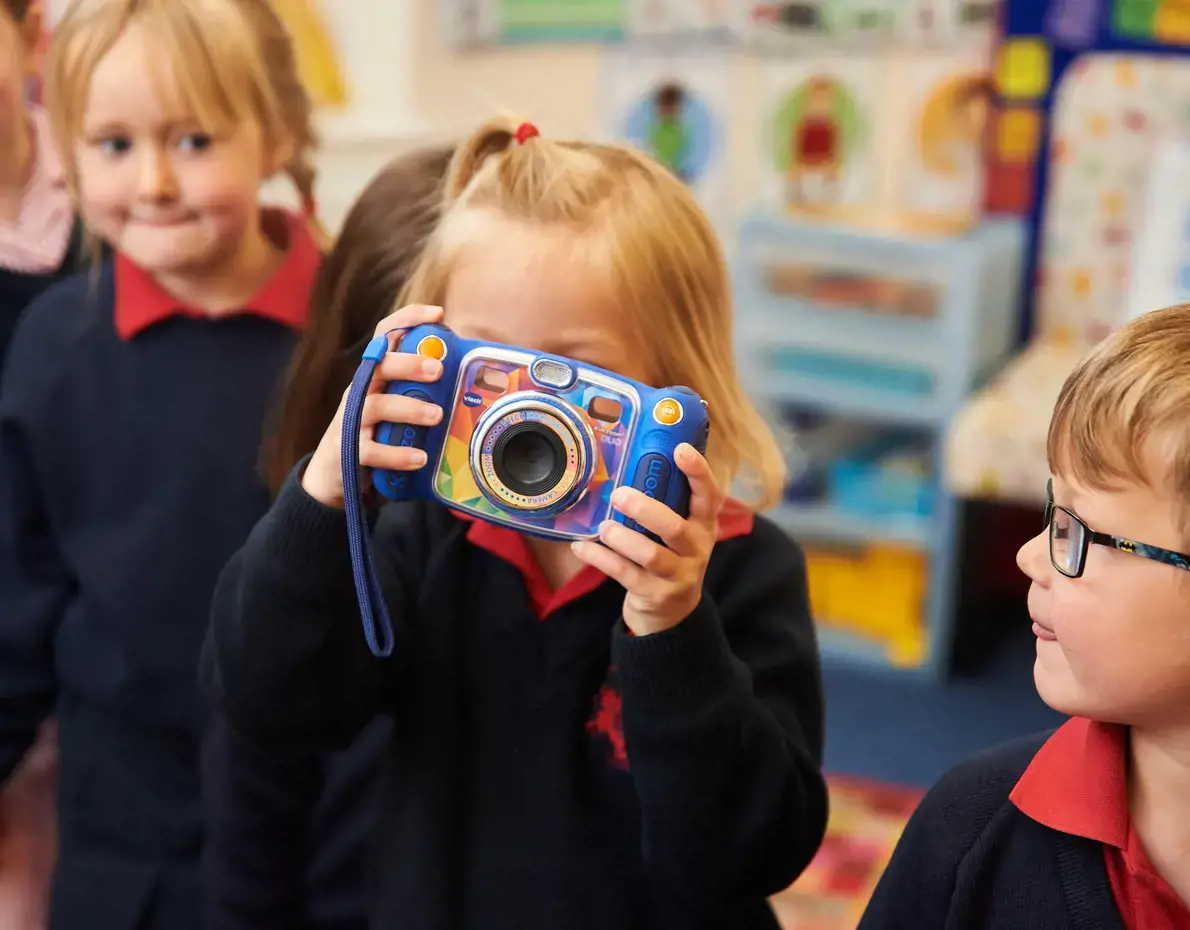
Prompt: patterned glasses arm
<box><xmin>1090</xmin><ymin>532</ymin><xmax>1190</xmax><ymax>571</ymax></box>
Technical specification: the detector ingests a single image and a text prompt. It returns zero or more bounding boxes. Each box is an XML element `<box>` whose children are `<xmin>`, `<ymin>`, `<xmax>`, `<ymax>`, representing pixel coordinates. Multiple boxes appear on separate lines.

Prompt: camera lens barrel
<box><xmin>470</xmin><ymin>394</ymin><xmax>595</xmax><ymax>515</ymax></box>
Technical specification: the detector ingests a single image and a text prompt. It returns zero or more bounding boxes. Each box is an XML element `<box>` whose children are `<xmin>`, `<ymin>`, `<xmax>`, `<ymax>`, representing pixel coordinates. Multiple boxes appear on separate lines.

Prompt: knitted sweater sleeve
<box><xmin>610</xmin><ymin>516</ymin><xmax>829</xmax><ymax>907</ymax></box>
<box><xmin>200</xmin><ymin>462</ymin><xmax>434</xmax><ymax>753</ymax></box>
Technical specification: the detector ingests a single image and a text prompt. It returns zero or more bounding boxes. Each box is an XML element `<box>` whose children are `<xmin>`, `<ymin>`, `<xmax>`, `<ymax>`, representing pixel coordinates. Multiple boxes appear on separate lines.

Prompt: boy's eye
<box><xmin>97</xmin><ymin>136</ymin><xmax>132</xmax><ymax>156</ymax></box>
<box><xmin>176</xmin><ymin>133</ymin><xmax>214</xmax><ymax>153</ymax></box>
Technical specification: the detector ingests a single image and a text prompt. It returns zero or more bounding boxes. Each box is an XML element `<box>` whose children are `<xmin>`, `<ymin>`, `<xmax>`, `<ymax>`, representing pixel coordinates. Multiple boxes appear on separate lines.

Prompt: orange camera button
<box><xmin>416</xmin><ymin>334</ymin><xmax>447</xmax><ymax>361</ymax></box>
<box><xmin>653</xmin><ymin>398</ymin><xmax>684</xmax><ymax>426</ymax></box>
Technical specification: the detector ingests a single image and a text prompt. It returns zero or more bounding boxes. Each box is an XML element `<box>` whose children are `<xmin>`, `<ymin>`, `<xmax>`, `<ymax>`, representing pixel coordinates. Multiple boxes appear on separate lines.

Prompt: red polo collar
<box><xmin>459</xmin><ymin>498</ymin><xmax>755</xmax><ymax>620</ymax></box>
<box><xmin>1010</xmin><ymin>717</ymin><xmax>1128</xmax><ymax>847</ymax></box>
<box><xmin>114</xmin><ymin>209</ymin><xmax>320</xmax><ymax>340</ymax></box>
<box><xmin>1011</xmin><ymin>717</ymin><xmax>1190</xmax><ymax>929</ymax></box>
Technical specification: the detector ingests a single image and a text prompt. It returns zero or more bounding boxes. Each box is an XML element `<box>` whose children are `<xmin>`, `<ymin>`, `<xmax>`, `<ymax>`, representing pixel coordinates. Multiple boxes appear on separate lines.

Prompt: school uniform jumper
<box><xmin>201</xmin><ymin>468</ymin><xmax>830</xmax><ymax>930</ymax></box>
<box><xmin>858</xmin><ymin>717</ymin><xmax>1190</xmax><ymax>930</ymax></box>
<box><xmin>202</xmin><ymin>711</ymin><xmax>390</xmax><ymax>930</ymax></box>
<box><xmin>0</xmin><ymin>215</ymin><xmax>320</xmax><ymax>930</ymax></box>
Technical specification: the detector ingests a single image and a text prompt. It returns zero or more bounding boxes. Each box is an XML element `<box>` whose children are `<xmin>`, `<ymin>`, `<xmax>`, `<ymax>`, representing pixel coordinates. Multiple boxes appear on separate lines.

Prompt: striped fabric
<box><xmin>0</xmin><ymin>107</ymin><xmax>73</xmax><ymax>275</ymax></box>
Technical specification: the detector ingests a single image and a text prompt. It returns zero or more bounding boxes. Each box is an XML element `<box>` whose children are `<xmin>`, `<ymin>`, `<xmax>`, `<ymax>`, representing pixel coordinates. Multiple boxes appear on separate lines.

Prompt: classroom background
<box><xmin>35</xmin><ymin>0</ymin><xmax>1190</xmax><ymax>924</ymax></box>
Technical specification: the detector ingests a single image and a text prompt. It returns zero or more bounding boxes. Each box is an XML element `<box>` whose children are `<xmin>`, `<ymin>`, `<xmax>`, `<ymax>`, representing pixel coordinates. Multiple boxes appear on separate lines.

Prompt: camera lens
<box><xmin>491</xmin><ymin>421</ymin><xmax>568</xmax><ymax>498</ymax></box>
<box><xmin>470</xmin><ymin>393</ymin><xmax>596</xmax><ymax>516</ymax></box>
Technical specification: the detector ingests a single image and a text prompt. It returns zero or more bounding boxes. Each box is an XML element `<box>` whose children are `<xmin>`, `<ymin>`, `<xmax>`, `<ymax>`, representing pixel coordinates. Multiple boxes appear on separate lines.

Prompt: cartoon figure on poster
<box><xmin>623</xmin><ymin>80</ymin><xmax>715</xmax><ymax>186</ymax></box>
<box><xmin>773</xmin><ymin>76</ymin><xmax>865</xmax><ymax>209</ymax></box>
<box><xmin>905</xmin><ymin>69</ymin><xmax>995</xmax><ymax>227</ymax></box>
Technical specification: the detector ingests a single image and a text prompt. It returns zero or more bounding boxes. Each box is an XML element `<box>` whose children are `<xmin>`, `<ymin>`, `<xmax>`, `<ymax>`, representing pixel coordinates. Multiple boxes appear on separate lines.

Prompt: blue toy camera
<box><xmin>371</xmin><ymin>323</ymin><xmax>709</xmax><ymax>542</ymax></box>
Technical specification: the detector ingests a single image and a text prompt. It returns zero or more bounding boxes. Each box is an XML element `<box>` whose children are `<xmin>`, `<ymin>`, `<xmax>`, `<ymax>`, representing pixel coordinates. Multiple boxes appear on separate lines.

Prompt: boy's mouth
<box><xmin>1031</xmin><ymin>619</ymin><xmax>1058</xmax><ymax>642</ymax></box>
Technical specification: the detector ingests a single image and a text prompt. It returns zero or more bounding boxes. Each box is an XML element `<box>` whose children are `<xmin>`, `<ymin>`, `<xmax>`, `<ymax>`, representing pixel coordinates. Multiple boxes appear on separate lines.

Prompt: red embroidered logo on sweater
<box><xmin>587</xmin><ymin>679</ymin><xmax>629</xmax><ymax>771</ymax></box>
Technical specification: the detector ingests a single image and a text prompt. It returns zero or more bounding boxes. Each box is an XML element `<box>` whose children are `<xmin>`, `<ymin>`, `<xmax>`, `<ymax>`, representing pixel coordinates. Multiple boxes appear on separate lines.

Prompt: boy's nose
<box><xmin>1016</xmin><ymin>530</ymin><xmax>1051</xmax><ymax>586</ymax></box>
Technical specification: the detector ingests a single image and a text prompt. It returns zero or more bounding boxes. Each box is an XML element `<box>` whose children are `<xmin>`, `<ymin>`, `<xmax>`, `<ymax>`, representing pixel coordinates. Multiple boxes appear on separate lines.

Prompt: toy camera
<box><xmin>372</xmin><ymin>324</ymin><xmax>709</xmax><ymax>542</ymax></box>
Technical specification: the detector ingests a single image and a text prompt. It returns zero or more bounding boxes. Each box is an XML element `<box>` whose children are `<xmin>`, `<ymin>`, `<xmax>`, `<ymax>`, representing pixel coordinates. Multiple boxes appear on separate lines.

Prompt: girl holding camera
<box><xmin>202</xmin><ymin>117</ymin><xmax>828</xmax><ymax>930</ymax></box>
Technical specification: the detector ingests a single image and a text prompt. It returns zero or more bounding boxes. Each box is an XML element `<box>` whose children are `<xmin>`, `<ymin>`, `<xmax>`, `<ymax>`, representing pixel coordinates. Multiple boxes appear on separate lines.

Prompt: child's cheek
<box><xmin>176</xmin><ymin>156</ymin><xmax>264</xmax><ymax>227</ymax></box>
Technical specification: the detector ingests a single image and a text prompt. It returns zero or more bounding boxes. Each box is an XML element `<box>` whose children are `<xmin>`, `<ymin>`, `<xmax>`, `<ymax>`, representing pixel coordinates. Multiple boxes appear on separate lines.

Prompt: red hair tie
<box><xmin>514</xmin><ymin>122</ymin><xmax>539</xmax><ymax>145</ymax></box>
<box><xmin>301</xmin><ymin>194</ymin><xmax>318</xmax><ymax>217</ymax></box>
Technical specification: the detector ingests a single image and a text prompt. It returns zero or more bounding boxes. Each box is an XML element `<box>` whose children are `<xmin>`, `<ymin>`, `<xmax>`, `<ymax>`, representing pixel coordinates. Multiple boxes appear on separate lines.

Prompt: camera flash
<box><xmin>530</xmin><ymin>358</ymin><xmax>574</xmax><ymax>390</ymax></box>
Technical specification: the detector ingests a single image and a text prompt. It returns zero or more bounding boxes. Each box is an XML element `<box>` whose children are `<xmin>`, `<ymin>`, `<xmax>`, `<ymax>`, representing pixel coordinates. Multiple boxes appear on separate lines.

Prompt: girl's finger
<box><xmin>609</xmin><ymin>488</ymin><xmax>696</xmax><ymax>556</ymax></box>
<box><xmin>571</xmin><ymin>538</ymin><xmax>651</xmax><ymax>591</ymax></box>
<box><xmin>675</xmin><ymin>443</ymin><xmax>723</xmax><ymax>531</ymax></box>
<box><xmin>597</xmin><ymin>520</ymin><xmax>682</xmax><ymax>579</ymax></box>
<box><xmin>359</xmin><ymin>441</ymin><xmax>429</xmax><ymax>472</ymax></box>
<box><xmin>376</xmin><ymin>350</ymin><xmax>442</xmax><ymax>384</ymax></box>
<box><xmin>371</xmin><ymin>304</ymin><xmax>444</xmax><ymax>340</ymax></box>
<box><xmin>361</xmin><ymin>393</ymin><xmax>443</xmax><ymax>430</ymax></box>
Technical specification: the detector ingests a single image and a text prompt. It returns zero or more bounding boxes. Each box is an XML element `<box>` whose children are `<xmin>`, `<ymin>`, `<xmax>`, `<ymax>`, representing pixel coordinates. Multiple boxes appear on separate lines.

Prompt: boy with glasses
<box><xmin>859</xmin><ymin>304</ymin><xmax>1190</xmax><ymax>929</ymax></box>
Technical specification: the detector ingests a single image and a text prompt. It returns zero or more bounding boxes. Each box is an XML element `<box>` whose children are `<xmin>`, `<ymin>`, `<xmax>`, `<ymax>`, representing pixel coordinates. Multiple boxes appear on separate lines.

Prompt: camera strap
<box><xmin>341</xmin><ymin>330</ymin><xmax>401</xmax><ymax>658</ymax></box>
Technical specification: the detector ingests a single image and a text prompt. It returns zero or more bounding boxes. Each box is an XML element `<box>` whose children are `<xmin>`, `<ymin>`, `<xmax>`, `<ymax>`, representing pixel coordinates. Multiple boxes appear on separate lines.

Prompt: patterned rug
<box><xmin>769</xmin><ymin>775</ymin><xmax>924</xmax><ymax>930</ymax></box>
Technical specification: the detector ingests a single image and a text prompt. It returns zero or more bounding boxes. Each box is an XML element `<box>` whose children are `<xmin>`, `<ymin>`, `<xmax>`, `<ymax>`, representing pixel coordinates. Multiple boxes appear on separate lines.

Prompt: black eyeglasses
<box><xmin>1044</xmin><ymin>479</ymin><xmax>1190</xmax><ymax>578</ymax></box>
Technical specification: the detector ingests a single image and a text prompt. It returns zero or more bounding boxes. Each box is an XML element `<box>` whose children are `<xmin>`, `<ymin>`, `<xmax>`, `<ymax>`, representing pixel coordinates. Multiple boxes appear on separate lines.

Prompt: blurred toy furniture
<box><xmin>945</xmin><ymin>0</ymin><xmax>1190</xmax><ymax>505</ymax></box>
<box><xmin>734</xmin><ymin>214</ymin><xmax>1025</xmax><ymax>679</ymax></box>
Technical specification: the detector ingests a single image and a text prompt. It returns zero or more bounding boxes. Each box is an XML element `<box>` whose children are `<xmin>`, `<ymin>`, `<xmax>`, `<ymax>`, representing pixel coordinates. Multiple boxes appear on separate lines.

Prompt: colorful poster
<box><xmin>1113</xmin><ymin>0</ymin><xmax>1190</xmax><ymax>46</ymax></box>
<box><xmin>601</xmin><ymin>47</ymin><xmax>730</xmax><ymax>215</ymax></box>
<box><xmin>896</xmin><ymin>0</ymin><xmax>999</xmax><ymax>47</ymax></box>
<box><xmin>495</xmin><ymin>0</ymin><xmax>626</xmax><ymax>41</ymax></box>
<box><xmin>896</xmin><ymin>0</ymin><xmax>959</xmax><ymax>43</ymax></box>
<box><xmin>736</xmin><ymin>0</ymin><xmax>837</xmax><ymax>48</ymax></box>
<box><xmin>900</xmin><ymin>57</ymin><xmax>995</xmax><ymax>228</ymax></box>
<box><xmin>761</xmin><ymin>58</ymin><xmax>883</xmax><ymax>217</ymax></box>
<box><xmin>626</xmin><ymin>0</ymin><xmax>733</xmax><ymax>38</ymax></box>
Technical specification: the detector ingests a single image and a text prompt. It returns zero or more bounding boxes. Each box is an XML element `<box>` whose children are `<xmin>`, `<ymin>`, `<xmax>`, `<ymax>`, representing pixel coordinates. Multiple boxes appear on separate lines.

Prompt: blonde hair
<box><xmin>1048</xmin><ymin>304</ymin><xmax>1190</xmax><ymax>509</ymax></box>
<box><xmin>401</xmin><ymin>116</ymin><xmax>787</xmax><ymax>511</ymax></box>
<box><xmin>44</xmin><ymin>0</ymin><xmax>318</xmax><ymax>218</ymax></box>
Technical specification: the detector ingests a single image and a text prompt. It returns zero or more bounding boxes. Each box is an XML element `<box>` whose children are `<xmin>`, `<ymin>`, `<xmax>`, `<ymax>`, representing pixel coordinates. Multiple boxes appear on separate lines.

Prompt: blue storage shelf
<box><xmin>733</xmin><ymin>214</ymin><xmax>1026</xmax><ymax>681</ymax></box>
<box><xmin>769</xmin><ymin>502</ymin><xmax>932</xmax><ymax>549</ymax></box>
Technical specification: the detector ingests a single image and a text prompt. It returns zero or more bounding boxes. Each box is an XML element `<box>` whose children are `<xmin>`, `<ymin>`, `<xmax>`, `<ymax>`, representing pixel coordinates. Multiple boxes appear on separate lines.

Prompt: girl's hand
<box><xmin>572</xmin><ymin>443</ymin><xmax>724</xmax><ymax>636</ymax></box>
<box><xmin>301</xmin><ymin>305</ymin><xmax>446</xmax><ymax>509</ymax></box>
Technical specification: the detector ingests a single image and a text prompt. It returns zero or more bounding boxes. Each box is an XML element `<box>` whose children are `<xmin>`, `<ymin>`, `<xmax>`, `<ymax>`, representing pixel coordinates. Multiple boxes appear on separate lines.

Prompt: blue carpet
<box><xmin>821</xmin><ymin>625</ymin><xmax>1065</xmax><ymax>787</ymax></box>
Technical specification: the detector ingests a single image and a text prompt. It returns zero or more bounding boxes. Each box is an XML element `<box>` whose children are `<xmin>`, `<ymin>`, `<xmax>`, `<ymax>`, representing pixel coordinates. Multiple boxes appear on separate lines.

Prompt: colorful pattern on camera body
<box><xmin>372</xmin><ymin>324</ymin><xmax>709</xmax><ymax>541</ymax></box>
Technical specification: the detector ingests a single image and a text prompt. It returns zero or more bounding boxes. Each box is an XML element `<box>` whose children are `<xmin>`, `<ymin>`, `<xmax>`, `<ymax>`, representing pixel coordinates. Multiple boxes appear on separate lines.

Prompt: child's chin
<box><xmin>1033</xmin><ymin>657</ymin><xmax>1085</xmax><ymax>718</ymax></box>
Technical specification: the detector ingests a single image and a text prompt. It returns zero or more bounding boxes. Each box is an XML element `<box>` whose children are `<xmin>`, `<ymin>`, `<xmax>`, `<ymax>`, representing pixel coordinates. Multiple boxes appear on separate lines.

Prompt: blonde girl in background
<box><xmin>0</xmin><ymin>2</ymin><xmax>323</xmax><ymax>929</ymax></box>
<box><xmin>203</xmin><ymin>116</ymin><xmax>829</xmax><ymax>930</ymax></box>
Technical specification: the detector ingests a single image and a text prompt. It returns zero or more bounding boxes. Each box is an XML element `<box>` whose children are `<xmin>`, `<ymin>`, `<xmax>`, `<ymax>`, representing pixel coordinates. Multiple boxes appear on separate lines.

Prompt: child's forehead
<box><xmin>1050</xmin><ymin>467</ymin><xmax>1183</xmax><ymax>538</ymax></box>
<box><xmin>77</xmin><ymin>18</ymin><xmax>244</xmax><ymax>129</ymax></box>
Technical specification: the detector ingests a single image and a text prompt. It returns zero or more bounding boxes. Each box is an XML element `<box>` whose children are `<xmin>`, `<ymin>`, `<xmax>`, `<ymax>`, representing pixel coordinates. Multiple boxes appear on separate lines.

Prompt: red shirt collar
<box><xmin>459</xmin><ymin>498</ymin><xmax>755</xmax><ymax>621</ymax></box>
<box><xmin>114</xmin><ymin>209</ymin><xmax>321</xmax><ymax>340</ymax></box>
<box><xmin>1010</xmin><ymin>716</ymin><xmax>1128</xmax><ymax>847</ymax></box>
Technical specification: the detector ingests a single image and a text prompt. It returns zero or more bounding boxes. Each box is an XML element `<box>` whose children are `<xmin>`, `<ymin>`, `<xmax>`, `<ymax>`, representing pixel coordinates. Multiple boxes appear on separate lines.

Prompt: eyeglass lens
<box><xmin>1049</xmin><ymin>506</ymin><xmax>1084</xmax><ymax>576</ymax></box>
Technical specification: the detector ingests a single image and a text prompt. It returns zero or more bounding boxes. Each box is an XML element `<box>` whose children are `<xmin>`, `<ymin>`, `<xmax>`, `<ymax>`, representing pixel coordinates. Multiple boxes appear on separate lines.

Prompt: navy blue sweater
<box><xmin>0</xmin><ymin>221</ymin><xmax>89</xmax><ymax>376</ymax></box>
<box><xmin>0</xmin><ymin>264</ymin><xmax>302</xmax><ymax>930</ymax></box>
<box><xmin>201</xmin><ymin>468</ymin><xmax>829</xmax><ymax>930</ymax></box>
<box><xmin>203</xmin><ymin>714</ymin><xmax>389</xmax><ymax>930</ymax></box>
<box><xmin>858</xmin><ymin>730</ymin><xmax>1126</xmax><ymax>930</ymax></box>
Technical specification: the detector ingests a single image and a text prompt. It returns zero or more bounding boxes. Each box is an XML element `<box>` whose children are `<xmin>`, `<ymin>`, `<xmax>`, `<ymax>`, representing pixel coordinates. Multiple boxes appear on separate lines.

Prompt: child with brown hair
<box><xmin>860</xmin><ymin>304</ymin><xmax>1190</xmax><ymax>929</ymax></box>
<box><xmin>205</xmin><ymin>143</ymin><xmax>454</xmax><ymax>930</ymax></box>
<box><xmin>203</xmin><ymin>116</ymin><xmax>829</xmax><ymax>930</ymax></box>
<box><xmin>0</xmin><ymin>2</ymin><xmax>323</xmax><ymax>928</ymax></box>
